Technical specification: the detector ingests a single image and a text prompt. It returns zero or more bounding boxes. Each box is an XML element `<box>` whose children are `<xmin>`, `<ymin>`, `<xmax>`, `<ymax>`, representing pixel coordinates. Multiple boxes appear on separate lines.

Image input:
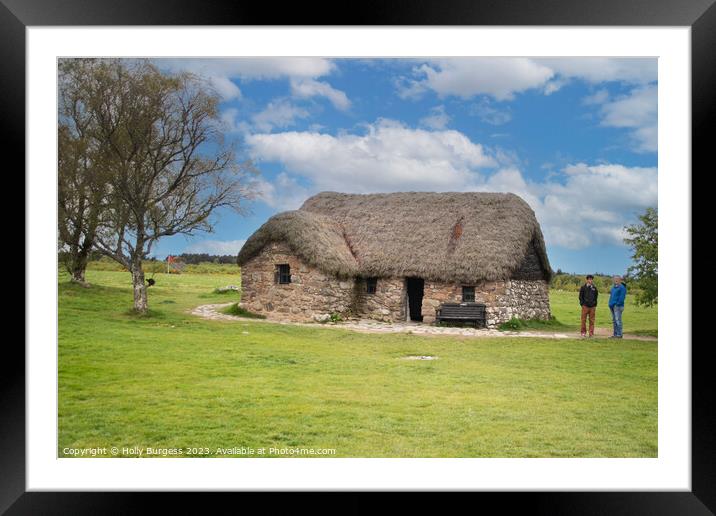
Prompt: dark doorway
<box><xmin>406</xmin><ymin>277</ymin><xmax>424</xmax><ymax>322</ymax></box>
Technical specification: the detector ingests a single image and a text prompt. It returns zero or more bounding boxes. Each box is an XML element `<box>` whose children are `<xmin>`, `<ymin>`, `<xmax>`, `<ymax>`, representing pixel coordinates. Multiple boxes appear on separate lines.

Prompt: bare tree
<box><xmin>67</xmin><ymin>59</ymin><xmax>256</xmax><ymax>313</ymax></box>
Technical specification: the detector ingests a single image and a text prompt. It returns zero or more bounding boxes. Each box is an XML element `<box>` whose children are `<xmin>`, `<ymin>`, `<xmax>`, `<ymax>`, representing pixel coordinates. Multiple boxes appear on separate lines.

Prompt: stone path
<box><xmin>190</xmin><ymin>303</ymin><xmax>657</xmax><ymax>341</ymax></box>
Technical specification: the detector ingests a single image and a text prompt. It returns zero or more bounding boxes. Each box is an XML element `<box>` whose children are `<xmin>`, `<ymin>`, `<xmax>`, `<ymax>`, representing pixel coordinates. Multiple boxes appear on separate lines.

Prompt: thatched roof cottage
<box><xmin>237</xmin><ymin>192</ymin><xmax>552</xmax><ymax>327</ymax></box>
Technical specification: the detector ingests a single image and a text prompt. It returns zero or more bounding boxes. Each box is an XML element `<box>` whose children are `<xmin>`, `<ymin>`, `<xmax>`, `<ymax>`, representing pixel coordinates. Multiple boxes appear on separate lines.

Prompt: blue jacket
<box><xmin>609</xmin><ymin>283</ymin><xmax>627</xmax><ymax>307</ymax></box>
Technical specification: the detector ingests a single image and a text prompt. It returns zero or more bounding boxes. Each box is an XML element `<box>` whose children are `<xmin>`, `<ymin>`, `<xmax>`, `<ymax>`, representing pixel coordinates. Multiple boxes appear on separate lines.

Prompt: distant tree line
<box><xmin>550</xmin><ymin>272</ymin><xmax>628</xmax><ymax>293</ymax></box>
<box><xmin>169</xmin><ymin>253</ymin><xmax>237</xmax><ymax>265</ymax></box>
<box><xmin>58</xmin><ymin>250</ymin><xmax>238</xmax><ymax>266</ymax></box>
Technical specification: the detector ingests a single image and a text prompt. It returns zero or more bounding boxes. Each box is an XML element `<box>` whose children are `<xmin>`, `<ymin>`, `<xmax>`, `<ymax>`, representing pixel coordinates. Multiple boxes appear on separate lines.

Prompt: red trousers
<box><xmin>581</xmin><ymin>305</ymin><xmax>596</xmax><ymax>336</ymax></box>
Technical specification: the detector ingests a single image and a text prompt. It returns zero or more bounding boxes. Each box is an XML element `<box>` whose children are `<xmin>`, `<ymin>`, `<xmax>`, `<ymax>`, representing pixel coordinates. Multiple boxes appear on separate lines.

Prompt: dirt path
<box><xmin>190</xmin><ymin>303</ymin><xmax>657</xmax><ymax>341</ymax></box>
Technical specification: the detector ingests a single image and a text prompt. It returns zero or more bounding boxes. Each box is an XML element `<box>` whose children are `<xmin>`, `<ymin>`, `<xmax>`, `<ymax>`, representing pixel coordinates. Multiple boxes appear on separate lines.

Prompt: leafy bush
<box><xmin>498</xmin><ymin>317</ymin><xmax>526</xmax><ymax>331</ymax></box>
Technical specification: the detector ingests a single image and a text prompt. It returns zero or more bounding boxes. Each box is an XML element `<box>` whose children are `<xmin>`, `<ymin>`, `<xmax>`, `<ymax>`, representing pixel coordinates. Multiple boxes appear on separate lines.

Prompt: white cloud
<box><xmin>247</xmin><ymin>120</ymin><xmax>655</xmax><ymax>251</ymax></box>
<box><xmin>478</xmin><ymin>163</ymin><xmax>657</xmax><ymax>249</ymax></box>
<box><xmin>256</xmin><ymin>173</ymin><xmax>311</xmax><ymax>210</ymax></box>
<box><xmin>206</xmin><ymin>75</ymin><xmax>242</xmax><ymax>101</ymax></box>
<box><xmin>396</xmin><ymin>57</ymin><xmax>656</xmax><ymax>102</ymax></box>
<box><xmin>470</xmin><ymin>100</ymin><xmax>512</xmax><ymax>125</ymax></box>
<box><xmin>405</xmin><ymin>58</ymin><xmax>554</xmax><ymax>101</ymax></box>
<box><xmin>538</xmin><ymin>163</ymin><xmax>657</xmax><ymax>248</ymax></box>
<box><xmin>538</xmin><ymin>58</ymin><xmax>657</xmax><ymax>85</ymax></box>
<box><xmin>585</xmin><ymin>84</ymin><xmax>657</xmax><ymax>153</ymax></box>
<box><xmin>246</xmin><ymin>119</ymin><xmax>496</xmax><ymax>194</ymax></box>
<box><xmin>290</xmin><ymin>78</ymin><xmax>351</xmax><ymax>111</ymax></box>
<box><xmin>220</xmin><ymin>99</ymin><xmax>312</xmax><ymax>134</ymax></box>
<box><xmin>582</xmin><ymin>89</ymin><xmax>609</xmax><ymax>105</ymax></box>
<box><xmin>543</xmin><ymin>78</ymin><xmax>568</xmax><ymax>95</ymax></box>
<box><xmin>251</xmin><ymin>99</ymin><xmax>310</xmax><ymax>133</ymax></box>
<box><xmin>184</xmin><ymin>239</ymin><xmax>246</xmax><ymax>255</ymax></box>
<box><xmin>220</xmin><ymin>107</ymin><xmax>248</xmax><ymax>133</ymax></box>
<box><xmin>157</xmin><ymin>58</ymin><xmax>336</xmax><ymax>101</ymax></box>
<box><xmin>419</xmin><ymin>105</ymin><xmax>451</xmax><ymax>129</ymax></box>
<box><xmin>160</xmin><ymin>57</ymin><xmax>334</xmax><ymax>81</ymax></box>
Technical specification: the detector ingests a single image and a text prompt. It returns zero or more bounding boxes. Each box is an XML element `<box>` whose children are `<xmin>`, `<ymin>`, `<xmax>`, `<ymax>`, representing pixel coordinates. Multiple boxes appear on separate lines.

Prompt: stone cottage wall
<box><xmin>503</xmin><ymin>279</ymin><xmax>551</xmax><ymax>323</ymax></box>
<box><xmin>420</xmin><ymin>279</ymin><xmax>551</xmax><ymax>328</ymax></box>
<box><xmin>241</xmin><ymin>242</ymin><xmax>550</xmax><ymax>326</ymax></box>
<box><xmin>421</xmin><ymin>280</ymin><xmax>503</xmax><ymax>326</ymax></box>
<box><xmin>240</xmin><ymin>242</ymin><xmax>355</xmax><ymax>322</ymax></box>
<box><xmin>352</xmin><ymin>277</ymin><xmax>406</xmax><ymax>322</ymax></box>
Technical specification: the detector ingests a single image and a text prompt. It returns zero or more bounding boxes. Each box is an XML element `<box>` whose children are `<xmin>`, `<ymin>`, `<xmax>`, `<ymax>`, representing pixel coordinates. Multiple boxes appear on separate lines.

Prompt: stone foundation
<box><xmin>240</xmin><ymin>243</ymin><xmax>550</xmax><ymax>327</ymax></box>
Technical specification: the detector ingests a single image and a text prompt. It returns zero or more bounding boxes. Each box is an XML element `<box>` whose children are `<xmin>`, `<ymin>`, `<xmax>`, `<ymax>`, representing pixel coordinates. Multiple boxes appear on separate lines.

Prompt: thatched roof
<box><xmin>235</xmin><ymin>210</ymin><xmax>359</xmax><ymax>278</ymax></box>
<box><xmin>238</xmin><ymin>191</ymin><xmax>552</xmax><ymax>282</ymax></box>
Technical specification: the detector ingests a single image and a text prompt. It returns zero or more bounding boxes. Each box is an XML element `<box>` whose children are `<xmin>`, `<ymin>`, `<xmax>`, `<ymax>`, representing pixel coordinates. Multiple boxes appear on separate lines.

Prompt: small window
<box><xmin>275</xmin><ymin>264</ymin><xmax>291</xmax><ymax>284</ymax></box>
<box><xmin>462</xmin><ymin>286</ymin><xmax>475</xmax><ymax>302</ymax></box>
<box><xmin>366</xmin><ymin>277</ymin><xmax>378</xmax><ymax>294</ymax></box>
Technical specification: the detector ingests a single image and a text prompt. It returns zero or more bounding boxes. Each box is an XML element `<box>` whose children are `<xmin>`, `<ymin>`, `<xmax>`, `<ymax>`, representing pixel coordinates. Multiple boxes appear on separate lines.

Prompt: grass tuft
<box><xmin>498</xmin><ymin>316</ymin><xmax>568</xmax><ymax>332</ymax></box>
<box><xmin>222</xmin><ymin>303</ymin><xmax>267</xmax><ymax>319</ymax></box>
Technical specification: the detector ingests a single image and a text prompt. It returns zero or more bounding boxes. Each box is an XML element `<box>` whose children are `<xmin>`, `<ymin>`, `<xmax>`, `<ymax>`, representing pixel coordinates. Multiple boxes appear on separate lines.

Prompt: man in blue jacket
<box><xmin>608</xmin><ymin>275</ymin><xmax>627</xmax><ymax>338</ymax></box>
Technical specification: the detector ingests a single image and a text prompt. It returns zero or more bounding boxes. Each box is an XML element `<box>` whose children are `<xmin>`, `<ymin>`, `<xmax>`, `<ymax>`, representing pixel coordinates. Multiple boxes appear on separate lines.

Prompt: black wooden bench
<box><xmin>435</xmin><ymin>302</ymin><xmax>486</xmax><ymax>328</ymax></box>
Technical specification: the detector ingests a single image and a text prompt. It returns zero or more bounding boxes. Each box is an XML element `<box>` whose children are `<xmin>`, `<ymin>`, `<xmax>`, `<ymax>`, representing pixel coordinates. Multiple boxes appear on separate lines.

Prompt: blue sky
<box><xmin>153</xmin><ymin>58</ymin><xmax>657</xmax><ymax>275</ymax></box>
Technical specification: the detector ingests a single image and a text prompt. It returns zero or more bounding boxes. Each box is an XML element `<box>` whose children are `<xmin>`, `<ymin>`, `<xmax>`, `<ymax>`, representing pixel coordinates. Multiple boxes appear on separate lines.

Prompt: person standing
<box><xmin>608</xmin><ymin>275</ymin><xmax>627</xmax><ymax>338</ymax></box>
<box><xmin>579</xmin><ymin>274</ymin><xmax>598</xmax><ymax>337</ymax></box>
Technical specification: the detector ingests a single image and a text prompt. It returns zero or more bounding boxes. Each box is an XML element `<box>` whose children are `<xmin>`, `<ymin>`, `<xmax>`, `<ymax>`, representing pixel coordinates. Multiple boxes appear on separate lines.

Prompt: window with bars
<box><xmin>462</xmin><ymin>286</ymin><xmax>475</xmax><ymax>302</ymax></box>
<box><xmin>366</xmin><ymin>277</ymin><xmax>378</xmax><ymax>294</ymax></box>
<box><xmin>275</xmin><ymin>264</ymin><xmax>291</xmax><ymax>284</ymax></box>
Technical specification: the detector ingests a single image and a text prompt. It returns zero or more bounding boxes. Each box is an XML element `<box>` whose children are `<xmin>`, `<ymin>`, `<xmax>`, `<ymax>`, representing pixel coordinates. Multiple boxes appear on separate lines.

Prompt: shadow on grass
<box><xmin>58</xmin><ymin>280</ymin><xmax>129</xmax><ymax>297</ymax></box>
<box><xmin>631</xmin><ymin>329</ymin><xmax>658</xmax><ymax>338</ymax></box>
<box><xmin>122</xmin><ymin>308</ymin><xmax>168</xmax><ymax>320</ymax></box>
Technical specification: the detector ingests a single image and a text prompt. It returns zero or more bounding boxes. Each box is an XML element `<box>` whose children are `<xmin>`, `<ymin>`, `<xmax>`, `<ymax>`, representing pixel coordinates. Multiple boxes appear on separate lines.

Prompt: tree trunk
<box><xmin>70</xmin><ymin>251</ymin><xmax>90</xmax><ymax>286</ymax></box>
<box><xmin>70</xmin><ymin>266</ymin><xmax>89</xmax><ymax>286</ymax></box>
<box><xmin>131</xmin><ymin>262</ymin><xmax>148</xmax><ymax>314</ymax></box>
<box><xmin>65</xmin><ymin>246</ymin><xmax>91</xmax><ymax>287</ymax></box>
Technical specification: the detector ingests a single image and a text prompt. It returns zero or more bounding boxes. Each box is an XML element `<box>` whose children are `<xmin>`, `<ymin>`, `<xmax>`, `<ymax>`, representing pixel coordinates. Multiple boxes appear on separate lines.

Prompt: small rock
<box><xmin>216</xmin><ymin>285</ymin><xmax>239</xmax><ymax>293</ymax></box>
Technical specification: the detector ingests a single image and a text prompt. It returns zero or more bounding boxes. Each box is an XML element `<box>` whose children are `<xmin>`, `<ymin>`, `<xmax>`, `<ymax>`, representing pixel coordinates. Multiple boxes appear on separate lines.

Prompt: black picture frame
<box><xmin>4</xmin><ymin>0</ymin><xmax>708</xmax><ymax>513</ymax></box>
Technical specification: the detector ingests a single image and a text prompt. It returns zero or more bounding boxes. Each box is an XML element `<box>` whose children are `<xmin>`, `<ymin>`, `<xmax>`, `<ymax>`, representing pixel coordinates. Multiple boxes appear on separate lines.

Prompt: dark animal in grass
<box><xmin>146</xmin><ymin>278</ymin><xmax>156</xmax><ymax>287</ymax></box>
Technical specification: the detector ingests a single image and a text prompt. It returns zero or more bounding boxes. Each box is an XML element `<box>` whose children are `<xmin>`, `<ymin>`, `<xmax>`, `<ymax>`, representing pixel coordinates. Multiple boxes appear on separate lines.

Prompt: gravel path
<box><xmin>190</xmin><ymin>303</ymin><xmax>657</xmax><ymax>341</ymax></box>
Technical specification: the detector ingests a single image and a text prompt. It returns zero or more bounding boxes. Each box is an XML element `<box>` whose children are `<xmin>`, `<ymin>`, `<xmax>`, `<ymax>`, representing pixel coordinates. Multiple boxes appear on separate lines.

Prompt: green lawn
<box><xmin>58</xmin><ymin>270</ymin><xmax>657</xmax><ymax>458</ymax></box>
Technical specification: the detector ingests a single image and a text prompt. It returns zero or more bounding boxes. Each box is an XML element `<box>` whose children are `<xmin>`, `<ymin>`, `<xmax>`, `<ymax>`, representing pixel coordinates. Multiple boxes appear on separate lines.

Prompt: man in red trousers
<box><xmin>579</xmin><ymin>274</ymin><xmax>599</xmax><ymax>338</ymax></box>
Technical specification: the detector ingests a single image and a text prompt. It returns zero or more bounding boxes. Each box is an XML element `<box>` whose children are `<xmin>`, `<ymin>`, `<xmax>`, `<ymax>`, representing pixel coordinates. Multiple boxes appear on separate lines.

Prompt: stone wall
<box><xmin>502</xmin><ymin>279</ymin><xmax>551</xmax><ymax>323</ymax></box>
<box><xmin>241</xmin><ymin>242</ymin><xmax>550</xmax><ymax>326</ymax></box>
<box><xmin>352</xmin><ymin>277</ymin><xmax>406</xmax><ymax>322</ymax></box>
<box><xmin>240</xmin><ymin>242</ymin><xmax>355</xmax><ymax>322</ymax></box>
<box><xmin>420</xmin><ymin>279</ymin><xmax>551</xmax><ymax>328</ymax></box>
<box><xmin>421</xmin><ymin>280</ymin><xmax>503</xmax><ymax>326</ymax></box>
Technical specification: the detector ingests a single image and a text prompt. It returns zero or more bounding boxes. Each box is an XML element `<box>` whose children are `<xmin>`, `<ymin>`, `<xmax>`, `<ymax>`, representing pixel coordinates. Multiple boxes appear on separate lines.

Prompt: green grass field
<box><xmin>58</xmin><ymin>269</ymin><xmax>657</xmax><ymax>458</ymax></box>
